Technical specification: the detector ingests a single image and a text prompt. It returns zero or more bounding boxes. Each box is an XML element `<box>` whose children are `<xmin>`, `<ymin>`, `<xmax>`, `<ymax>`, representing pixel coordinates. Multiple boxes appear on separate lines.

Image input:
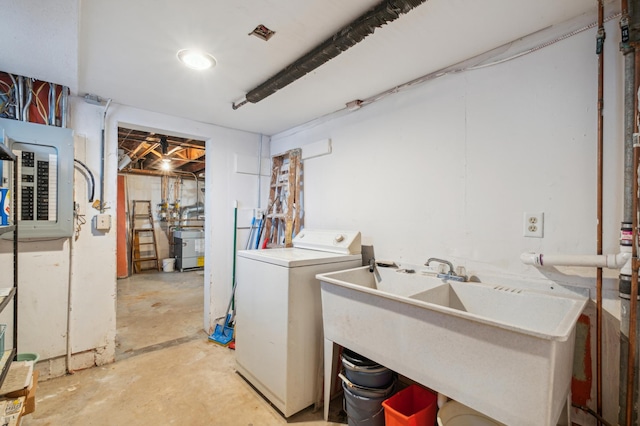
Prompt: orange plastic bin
<box><xmin>382</xmin><ymin>384</ymin><xmax>437</xmax><ymax>426</ymax></box>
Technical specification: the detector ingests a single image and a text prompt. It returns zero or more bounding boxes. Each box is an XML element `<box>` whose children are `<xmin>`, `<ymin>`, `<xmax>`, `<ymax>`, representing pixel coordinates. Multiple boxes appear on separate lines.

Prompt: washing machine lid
<box><xmin>237</xmin><ymin>247</ymin><xmax>361</xmax><ymax>267</ymax></box>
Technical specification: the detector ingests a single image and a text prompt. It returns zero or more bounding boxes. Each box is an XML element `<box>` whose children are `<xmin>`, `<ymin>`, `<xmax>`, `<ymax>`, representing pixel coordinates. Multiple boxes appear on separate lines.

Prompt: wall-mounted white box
<box><xmin>95</xmin><ymin>213</ymin><xmax>111</xmax><ymax>231</ymax></box>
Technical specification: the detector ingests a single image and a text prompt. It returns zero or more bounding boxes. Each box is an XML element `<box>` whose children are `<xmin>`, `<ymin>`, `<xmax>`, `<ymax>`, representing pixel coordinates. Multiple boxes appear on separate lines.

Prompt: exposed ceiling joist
<box><xmin>118</xmin><ymin>127</ymin><xmax>206</xmax><ymax>176</ymax></box>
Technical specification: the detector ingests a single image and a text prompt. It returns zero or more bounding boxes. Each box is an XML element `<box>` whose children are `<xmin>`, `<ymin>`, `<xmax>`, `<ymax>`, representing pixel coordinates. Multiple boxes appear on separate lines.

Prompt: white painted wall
<box><xmin>271</xmin><ymin>18</ymin><xmax>623</xmax><ymax>423</ymax></box>
<box><xmin>0</xmin><ymin>0</ymin><xmax>79</xmax><ymax>92</ymax></box>
<box><xmin>272</xmin><ymin>19</ymin><xmax>622</xmax><ymax>288</ymax></box>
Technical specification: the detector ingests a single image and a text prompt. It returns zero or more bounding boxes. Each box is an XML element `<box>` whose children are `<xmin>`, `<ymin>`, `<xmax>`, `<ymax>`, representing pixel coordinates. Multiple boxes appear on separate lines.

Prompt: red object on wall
<box><xmin>571</xmin><ymin>314</ymin><xmax>592</xmax><ymax>406</ymax></box>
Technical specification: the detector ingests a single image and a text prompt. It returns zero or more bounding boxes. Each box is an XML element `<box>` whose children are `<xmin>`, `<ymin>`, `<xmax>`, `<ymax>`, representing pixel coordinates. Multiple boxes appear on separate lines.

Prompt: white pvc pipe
<box><xmin>257</xmin><ymin>134</ymin><xmax>263</xmax><ymax>208</ymax></box>
<box><xmin>520</xmin><ymin>251</ymin><xmax>631</xmax><ymax>269</ymax></box>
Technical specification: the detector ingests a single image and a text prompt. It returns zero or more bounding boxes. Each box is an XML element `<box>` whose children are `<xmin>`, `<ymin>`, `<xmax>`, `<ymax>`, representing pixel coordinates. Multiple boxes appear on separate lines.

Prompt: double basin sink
<box><xmin>317</xmin><ymin>265</ymin><xmax>587</xmax><ymax>426</ymax></box>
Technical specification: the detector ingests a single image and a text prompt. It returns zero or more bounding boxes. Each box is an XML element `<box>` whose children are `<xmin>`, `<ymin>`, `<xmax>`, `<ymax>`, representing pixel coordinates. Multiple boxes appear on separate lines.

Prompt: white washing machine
<box><xmin>235</xmin><ymin>229</ymin><xmax>362</xmax><ymax>417</ymax></box>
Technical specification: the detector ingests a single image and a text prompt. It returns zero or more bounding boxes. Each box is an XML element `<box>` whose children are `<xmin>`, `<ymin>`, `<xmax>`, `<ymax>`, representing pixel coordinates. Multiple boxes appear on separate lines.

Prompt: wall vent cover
<box><xmin>249</xmin><ymin>24</ymin><xmax>275</xmax><ymax>41</ymax></box>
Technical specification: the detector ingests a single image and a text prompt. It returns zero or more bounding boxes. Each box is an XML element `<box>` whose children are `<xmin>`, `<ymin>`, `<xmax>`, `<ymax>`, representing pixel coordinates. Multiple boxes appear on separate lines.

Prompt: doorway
<box><xmin>115</xmin><ymin>127</ymin><xmax>206</xmax><ymax>359</ymax></box>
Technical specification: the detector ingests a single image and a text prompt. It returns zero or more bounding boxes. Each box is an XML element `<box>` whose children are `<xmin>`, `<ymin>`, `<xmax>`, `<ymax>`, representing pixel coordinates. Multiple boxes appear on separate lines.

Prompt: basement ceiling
<box><xmin>118</xmin><ymin>127</ymin><xmax>205</xmax><ymax>177</ymax></box>
<box><xmin>77</xmin><ymin>0</ymin><xmax>609</xmax><ymax>136</ymax></box>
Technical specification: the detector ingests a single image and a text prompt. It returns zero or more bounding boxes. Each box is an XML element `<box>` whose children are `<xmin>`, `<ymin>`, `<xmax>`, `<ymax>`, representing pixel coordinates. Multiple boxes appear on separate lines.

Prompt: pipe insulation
<box><xmin>520</xmin><ymin>251</ymin><xmax>632</xmax><ymax>269</ymax></box>
<box><xmin>623</xmin><ymin>50</ymin><xmax>635</xmax><ymax>222</ymax></box>
<box><xmin>234</xmin><ymin>0</ymin><xmax>428</xmax><ymax>108</ymax></box>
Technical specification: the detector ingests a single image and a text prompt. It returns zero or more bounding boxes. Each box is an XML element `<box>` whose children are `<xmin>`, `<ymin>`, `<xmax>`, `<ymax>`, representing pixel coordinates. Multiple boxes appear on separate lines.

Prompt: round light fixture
<box><xmin>177</xmin><ymin>49</ymin><xmax>216</xmax><ymax>70</ymax></box>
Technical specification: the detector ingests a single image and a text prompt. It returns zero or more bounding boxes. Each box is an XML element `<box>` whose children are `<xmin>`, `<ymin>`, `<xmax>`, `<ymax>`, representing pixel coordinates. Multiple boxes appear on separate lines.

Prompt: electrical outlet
<box><xmin>523</xmin><ymin>212</ymin><xmax>544</xmax><ymax>238</ymax></box>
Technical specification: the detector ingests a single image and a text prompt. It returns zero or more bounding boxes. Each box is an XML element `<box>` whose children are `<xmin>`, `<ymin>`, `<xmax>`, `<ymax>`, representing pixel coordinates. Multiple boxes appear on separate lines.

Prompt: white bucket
<box><xmin>162</xmin><ymin>258</ymin><xmax>176</xmax><ymax>272</ymax></box>
<box><xmin>437</xmin><ymin>400</ymin><xmax>503</xmax><ymax>426</ymax></box>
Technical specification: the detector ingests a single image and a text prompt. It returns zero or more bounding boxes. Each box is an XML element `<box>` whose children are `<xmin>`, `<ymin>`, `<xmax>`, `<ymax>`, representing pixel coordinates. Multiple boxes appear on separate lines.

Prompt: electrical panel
<box><xmin>0</xmin><ymin>118</ymin><xmax>74</xmax><ymax>238</ymax></box>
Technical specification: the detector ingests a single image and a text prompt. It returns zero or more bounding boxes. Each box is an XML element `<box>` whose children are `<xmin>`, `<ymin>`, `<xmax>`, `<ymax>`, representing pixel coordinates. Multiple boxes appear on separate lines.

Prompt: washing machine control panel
<box><xmin>293</xmin><ymin>229</ymin><xmax>361</xmax><ymax>254</ymax></box>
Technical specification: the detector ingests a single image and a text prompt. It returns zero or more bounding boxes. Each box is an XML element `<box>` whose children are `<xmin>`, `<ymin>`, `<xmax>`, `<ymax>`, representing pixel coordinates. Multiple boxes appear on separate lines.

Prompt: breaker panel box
<box><xmin>0</xmin><ymin>118</ymin><xmax>74</xmax><ymax>238</ymax></box>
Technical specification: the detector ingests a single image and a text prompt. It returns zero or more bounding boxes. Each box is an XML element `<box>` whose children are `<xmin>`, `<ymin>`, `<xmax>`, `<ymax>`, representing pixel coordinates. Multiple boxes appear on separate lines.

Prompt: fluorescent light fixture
<box><xmin>177</xmin><ymin>49</ymin><xmax>217</xmax><ymax>70</ymax></box>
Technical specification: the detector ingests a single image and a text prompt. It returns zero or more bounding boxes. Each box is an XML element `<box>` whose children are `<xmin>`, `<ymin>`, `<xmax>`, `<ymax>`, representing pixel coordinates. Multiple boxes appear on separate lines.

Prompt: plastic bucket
<box><xmin>382</xmin><ymin>384</ymin><xmax>438</xmax><ymax>426</ymax></box>
<box><xmin>342</xmin><ymin>379</ymin><xmax>395</xmax><ymax>426</ymax></box>
<box><xmin>437</xmin><ymin>400</ymin><xmax>504</xmax><ymax>426</ymax></box>
<box><xmin>342</xmin><ymin>349</ymin><xmax>379</xmax><ymax>367</ymax></box>
<box><xmin>16</xmin><ymin>353</ymin><xmax>39</xmax><ymax>363</ymax></box>
<box><xmin>342</xmin><ymin>349</ymin><xmax>393</xmax><ymax>388</ymax></box>
<box><xmin>162</xmin><ymin>258</ymin><xmax>176</xmax><ymax>272</ymax></box>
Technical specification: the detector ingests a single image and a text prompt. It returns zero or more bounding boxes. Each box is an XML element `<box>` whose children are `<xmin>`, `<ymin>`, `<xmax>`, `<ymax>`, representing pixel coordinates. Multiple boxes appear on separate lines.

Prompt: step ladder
<box><xmin>263</xmin><ymin>149</ymin><xmax>303</xmax><ymax>248</ymax></box>
<box><xmin>131</xmin><ymin>200</ymin><xmax>161</xmax><ymax>273</ymax></box>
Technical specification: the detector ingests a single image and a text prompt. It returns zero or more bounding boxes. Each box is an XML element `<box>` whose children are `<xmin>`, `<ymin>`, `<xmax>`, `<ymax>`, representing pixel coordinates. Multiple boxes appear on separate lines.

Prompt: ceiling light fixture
<box><xmin>177</xmin><ymin>49</ymin><xmax>217</xmax><ymax>70</ymax></box>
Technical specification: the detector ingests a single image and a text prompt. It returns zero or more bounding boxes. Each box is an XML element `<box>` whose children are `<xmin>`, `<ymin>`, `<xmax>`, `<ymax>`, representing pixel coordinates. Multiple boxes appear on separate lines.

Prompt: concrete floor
<box><xmin>22</xmin><ymin>270</ymin><xmax>344</xmax><ymax>426</ymax></box>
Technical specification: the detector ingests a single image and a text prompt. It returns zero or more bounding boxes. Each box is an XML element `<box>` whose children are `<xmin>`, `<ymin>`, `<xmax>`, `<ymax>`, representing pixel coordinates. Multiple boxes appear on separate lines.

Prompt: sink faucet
<box><xmin>368</xmin><ymin>258</ymin><xmax>382</xmax><ymax>283</ymax></box>
<box><xmin>425</xmin><ymin>258</ymin><xmax>468</xmax><ymax>282</ymax></box>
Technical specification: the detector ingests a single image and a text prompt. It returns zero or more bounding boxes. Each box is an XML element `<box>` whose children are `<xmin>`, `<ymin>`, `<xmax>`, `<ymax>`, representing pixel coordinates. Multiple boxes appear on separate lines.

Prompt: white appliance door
<box><xmin>235</xmin><ymin>257</ymin><xmax>289</xmax><ymax>406</ymax></box>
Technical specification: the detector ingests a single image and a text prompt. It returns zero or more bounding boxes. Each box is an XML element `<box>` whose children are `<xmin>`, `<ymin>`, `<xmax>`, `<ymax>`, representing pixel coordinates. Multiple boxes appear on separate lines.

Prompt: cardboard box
<box><xmin>22</xmin><ymin>370</ymin><xmax>36</xmax><ymax>415</ymax></box>
<box><xmin>5</xmin><ymin>370</ymin><xmax>37</xmax><ymax>415</ymax></box>
<box><xmin>0</xmin><ymin>362</ymin><xmax>33</xmax><ymax>397</ymax></box>
<box><xmin>0</xmin><ymin>397</ymin><xmax>25</xmax><ymax>426</ymax></box>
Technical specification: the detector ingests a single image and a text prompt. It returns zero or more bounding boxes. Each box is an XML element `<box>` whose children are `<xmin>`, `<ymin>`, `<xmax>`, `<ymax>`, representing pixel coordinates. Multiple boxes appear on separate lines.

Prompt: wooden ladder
<box><xmin>263</xmin><ymin>149</ymin><xmax>303</xmax><ymax>248</ymax></box>
<box><xmin>131</xmin><ymin>200</ymin><xmax>161</xmax><ymax>273</ymax></box>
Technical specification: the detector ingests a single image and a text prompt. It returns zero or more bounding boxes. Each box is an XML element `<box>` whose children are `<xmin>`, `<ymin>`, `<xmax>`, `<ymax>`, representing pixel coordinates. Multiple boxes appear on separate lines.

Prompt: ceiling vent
<box><xmin>249</xmin><ymin>24</ymin><xmax>276</xmax><ymax>41</ymax></box>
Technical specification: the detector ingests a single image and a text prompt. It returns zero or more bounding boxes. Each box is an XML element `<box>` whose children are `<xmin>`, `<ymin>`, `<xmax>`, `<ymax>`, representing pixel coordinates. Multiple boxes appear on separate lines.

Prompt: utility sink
<box><xmin>318</xmin><ymin>266</ymin><xmax>587</xmax><ymax>426</ymax></box>
<box><xmin>409</xmin><ymin>281</ymin><xmax>584</xmax><ymax>339</ymax></box>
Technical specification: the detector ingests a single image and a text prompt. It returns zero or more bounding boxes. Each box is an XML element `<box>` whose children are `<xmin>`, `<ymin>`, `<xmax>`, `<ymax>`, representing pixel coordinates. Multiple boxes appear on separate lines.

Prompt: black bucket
<box><xmin>342</xmin><ymin>378</ymin><xmax>395</xmax><ymax>426</ymax></box>
<box><xmin>342</xmin><ymin>349</ymin><xmax>393</xmax><ymax>388</ymax></box>
<box><xmin>342</xmin><ymin>349</ymin><xmax>378</xmax><ymax>367</ymax></box>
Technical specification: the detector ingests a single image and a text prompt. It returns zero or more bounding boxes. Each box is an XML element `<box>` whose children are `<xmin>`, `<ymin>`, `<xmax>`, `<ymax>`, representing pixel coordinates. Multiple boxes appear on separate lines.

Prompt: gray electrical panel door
<box><xmin>0</xmin><ymin>118</ymin><xmax>74</xmax><ymax>238</ymax></box>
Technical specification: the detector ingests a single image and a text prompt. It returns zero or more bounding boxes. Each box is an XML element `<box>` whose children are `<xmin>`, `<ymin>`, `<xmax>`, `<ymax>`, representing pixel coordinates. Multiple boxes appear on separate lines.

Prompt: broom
<box><xmin>208</xmin><ymin>201</ymin><xmax>238</xmax><ymax>346</ymax></box>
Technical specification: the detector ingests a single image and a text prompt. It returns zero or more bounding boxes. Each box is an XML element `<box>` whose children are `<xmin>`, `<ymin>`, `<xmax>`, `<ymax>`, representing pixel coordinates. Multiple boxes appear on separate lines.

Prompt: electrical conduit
<box><xmin>22</xmin><ymin>79</ymin><xmax>32</xmax><ymax>122</ymax></box>
<box><xmin>595</xmin><ymin>1</ymin><xmax>605</xmax><ymax>420</ymax></box>
<box><xmin>99</xmin><ymin>99</ymin><xmax>112</xmax><ymax>213</ymax></box>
